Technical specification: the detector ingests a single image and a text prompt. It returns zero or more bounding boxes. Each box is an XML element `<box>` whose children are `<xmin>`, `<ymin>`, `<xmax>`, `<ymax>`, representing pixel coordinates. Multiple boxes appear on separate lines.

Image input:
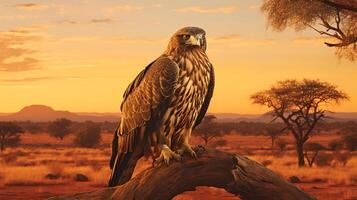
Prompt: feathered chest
<box><xmin>167</xmin><ymin>50</ymin><xmax>212</xmax><ymax>128</ymax></box>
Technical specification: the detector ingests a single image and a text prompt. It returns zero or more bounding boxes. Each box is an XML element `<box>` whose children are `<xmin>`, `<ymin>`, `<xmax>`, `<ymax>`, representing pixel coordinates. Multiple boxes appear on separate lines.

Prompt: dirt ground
<box><xmin>0</xmin><ymin>132</ymin><xmax>356</xmax><ymax>200</ymax></box>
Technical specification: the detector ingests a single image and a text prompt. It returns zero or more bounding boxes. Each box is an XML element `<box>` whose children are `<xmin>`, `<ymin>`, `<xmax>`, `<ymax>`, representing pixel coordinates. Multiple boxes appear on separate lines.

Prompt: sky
<box><xmin>0</xmin><ymin>0</ymin><xmax>356</xmax><ymax>114</ymax></box>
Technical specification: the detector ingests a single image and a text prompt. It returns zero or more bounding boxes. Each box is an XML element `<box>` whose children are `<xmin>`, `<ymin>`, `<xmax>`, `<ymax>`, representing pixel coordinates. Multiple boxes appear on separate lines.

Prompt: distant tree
<box><xmin>0</xmin><ymin>122</ymin><xmax>24</xmax><ymax>151</ymax></box>
<box><xmin>314</xmin><ymin>152</ymin><xmax>334</xmax><ymax>167</ymax></box>
<box><xmin>195</xmin><ymin>115</ymin><xmax>221</xmax><ymax>146</ymax></box>
<box><xmin>101</xmin><ymin>121</ymin><xmax>118</xmax><ymax>133</ymax></box>
<box><xmin>47</xmin><ymin>118</ymin><xmax>72</xmax><ymax>140</ymax></box>
<box><xmin>276</xmin><ymin>139</ymin><xmax>288</xmax><ymax>152</ymax></box>
<box><xmin>342</xmin><ymin>132</ymin><xmax>357</xmax><ymax>151</ymax></box>
<box><xmin>74</xmin><ymin>123</ymin><xmax>101</xmax><ymax>148</ymax></box>
<box><xmin>328</xmin><ymin>139</ymin><xmax>344</xmax><ymax>151</ymax></box>
<box><xmin>264</xmin><ymin>123</ymin><xmax>287</xmax><ymax>150</ymax></box>
<box><xmin>261</xmin><ymin>0</ymin><xmax>357</xmax><ymax>60</ymax></box>
<box><xmin>304</xmin><ymin>142</ymin><xmax>325</xmax><ymax>167</ymax></box>
<box><xmin>251</xmin><ymin>79</ymin><xmax>348</xmax><ymax>166</ymax></box>
<box><xmin>339</xmin><ymin>121</ymin><xmax>357</xmax><ymax>151</ymax></box>
<box><xmin>24</xmin><ymin>122</ymin><xmax>43</xmax><ymax>134</ymax></box>
<box><xmin>334</xmin><ymin>152</ymin><xmax>351</xmax><ymax>166</ymax></box>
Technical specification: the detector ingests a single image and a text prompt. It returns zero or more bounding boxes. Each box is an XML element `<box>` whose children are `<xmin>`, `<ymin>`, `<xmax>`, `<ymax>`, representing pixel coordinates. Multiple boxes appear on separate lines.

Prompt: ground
<box><xmin>0</xmin><ymin>132</ymin><xmax>356</xmax><ymax>200</ymax></box>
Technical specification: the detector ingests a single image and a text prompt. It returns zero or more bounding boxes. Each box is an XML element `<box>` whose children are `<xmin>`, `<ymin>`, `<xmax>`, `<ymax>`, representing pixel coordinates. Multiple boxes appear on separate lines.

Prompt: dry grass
<box><xmin>249</xmin><ymin>152</ymin><xmax>357</xmax><ymax>185</ymax></box>
<box><xmin>0</xmin><ymin>132</ymin><xmax>355</xmax><ymax>200</ymax></box>
<box><xmin>0</xmin><ymin>147</ymin><xmax>111</xmax><ymax>187</ymax></box>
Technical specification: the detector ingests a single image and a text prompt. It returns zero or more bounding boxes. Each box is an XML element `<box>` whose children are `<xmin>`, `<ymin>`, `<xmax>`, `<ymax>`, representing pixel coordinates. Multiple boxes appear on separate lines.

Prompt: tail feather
<box><xmin>108</xmin><ymin>129</ymin><xmax>143</xmax><ymax>187</ymax></box>
<box><xmin>109</xmin><ymin>129</ymin><xmax>119</xmax><ymax>170</ymax></box>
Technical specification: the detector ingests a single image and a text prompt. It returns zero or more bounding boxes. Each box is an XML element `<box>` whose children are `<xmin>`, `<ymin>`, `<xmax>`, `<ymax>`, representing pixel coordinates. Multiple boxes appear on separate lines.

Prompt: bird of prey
<box><xmin>108</xmin><ymin>27</ymin><xmax>215</xmax><ymax>187</ymax></box>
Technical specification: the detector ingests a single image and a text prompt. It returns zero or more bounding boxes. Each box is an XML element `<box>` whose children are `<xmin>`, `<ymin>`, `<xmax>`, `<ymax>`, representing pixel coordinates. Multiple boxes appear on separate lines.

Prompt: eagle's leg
<box><xmin>155</xmin><ymin>136</ymin><xmax>181</xmax><ymax>166</ymax></box>
<box><xmin>177</xmin><ymin>129</ymin><xmax>197</xmax><ymax>158</ymax></box>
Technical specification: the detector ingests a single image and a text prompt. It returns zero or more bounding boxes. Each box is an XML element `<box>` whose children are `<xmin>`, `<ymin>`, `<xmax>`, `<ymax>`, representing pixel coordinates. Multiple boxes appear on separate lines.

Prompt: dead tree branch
<box><xmin>318</xmin><ymin>0</ymin><xmax>357</xmax><ymax>13</ymax></box>
<box><xmin>49</xmin><ymin>148</ymin><xmax>315</xmax><ymax>200</ymax></box>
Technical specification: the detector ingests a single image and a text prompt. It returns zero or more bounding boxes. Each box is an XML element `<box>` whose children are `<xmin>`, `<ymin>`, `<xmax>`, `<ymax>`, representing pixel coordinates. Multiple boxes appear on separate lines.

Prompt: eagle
<box><xmin>108</xmin><ymin>27</ymin><xmax>215</xmax><ymax>187</ymax></box>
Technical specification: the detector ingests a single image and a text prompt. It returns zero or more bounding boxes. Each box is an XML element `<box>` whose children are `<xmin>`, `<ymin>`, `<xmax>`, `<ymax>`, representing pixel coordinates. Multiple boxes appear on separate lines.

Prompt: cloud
<box><xmin>57</xmin><ymin>19</ymin><xmax>78</xmax><ymax>24</ymax></box>
<box><xmin>91</xmin><ymin>18</ymin><xmax>112</xmax><ymax>24</ymax></box>
<box><xmin>213</xmin><ymin>34</ymin><xmax>241</xmax><ymax>41</ymax></box>
<box><xmin>211</xmin><ymin>34</ymin><xmax>275</xmax><ymax>47</ymax></box>
<box><xmin>0</xmin><ymin>27</ymin><xmax>42</xmax><ymax>72</ymax></box>
<box><xmin>292</xmin><ymin>36</ymin><xmax>334</xmax><ymax>46</ymax></box>
<box><xmin>105</xmin><ymin>5</ymin><xmax>143</xmax><ymax>14</ymax></box>
<box><xmin>249</xmin><ymin>4</ymin><xmax>261</xmax><ymax>11</ymax></box>
<box><xmin>13</xmin><ymin>3</ymin><xmax>48</xmax><ymax>10</ymax></box>
<box><xmin>0</xmin><ymin>76</ymin><xmax>78</xmax><ymax>82</ymax></box>
<box><xmin>175</xmin><ymin>6</ymin><xmax>239</xmax><ymax>14</ymax></box>
<box><xmin>110</xmin><ymin>37</ymin><xmax>165</xmax><ymax>44</ymax></box>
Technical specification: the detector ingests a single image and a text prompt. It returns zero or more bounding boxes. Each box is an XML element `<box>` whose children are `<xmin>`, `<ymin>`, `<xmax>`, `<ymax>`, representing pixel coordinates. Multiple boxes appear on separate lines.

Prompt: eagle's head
<box><xmin>166</xmin><ymin>26</ymin><xmax>207</xmax><ymax>53</ymax></box>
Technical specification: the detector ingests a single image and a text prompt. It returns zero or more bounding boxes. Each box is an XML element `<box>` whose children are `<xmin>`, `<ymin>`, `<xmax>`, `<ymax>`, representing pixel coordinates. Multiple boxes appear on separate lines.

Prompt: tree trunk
<box><xmin>204</xmin><ymin>137</ymin><xmax>208</xmax><ymax>146</ymax></box>
<box><xmin>49</xmin><ymin>148</ymin><xmax>315</xmax><ymax>200</ymax></box>
<box><xmin>296</xmin><ymin>141</ymin><xmax>305</xmax><ymax>167</ymax></box>
<box><xmin>0</xmin><ymin>142</ymin><xmax>4</xmax><ymax>152</ymax></box>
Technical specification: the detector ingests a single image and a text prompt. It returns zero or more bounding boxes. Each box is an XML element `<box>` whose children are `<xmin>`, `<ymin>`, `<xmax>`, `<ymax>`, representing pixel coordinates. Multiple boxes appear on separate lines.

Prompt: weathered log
<box><xmin>49</xmin><ymin>147</ymin><xmax>315</xmax><ymax>200</ymax></box>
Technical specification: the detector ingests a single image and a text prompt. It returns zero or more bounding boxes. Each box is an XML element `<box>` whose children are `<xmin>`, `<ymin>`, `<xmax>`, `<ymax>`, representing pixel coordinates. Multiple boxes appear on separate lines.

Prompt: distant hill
<box><xmin>213</xmin><ymin>112</ymin><xmax>357</xmax><ymax>123</ymax></box>
<box><xmin>0</xmin><ymin>105</ymin><xmax>356</xmax><ymax>122</ymax></box>
<box><xmin>0</xmin><ymin>105</ymin><xmax>120</xmax><ymax>122</ymax></box>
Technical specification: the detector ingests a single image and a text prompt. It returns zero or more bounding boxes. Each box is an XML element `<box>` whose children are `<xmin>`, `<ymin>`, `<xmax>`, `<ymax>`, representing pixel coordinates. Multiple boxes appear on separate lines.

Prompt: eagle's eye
<box><xmin>182</xmin><ymin>34</ymin><xmax>190</xmax><ymax>40</ymax></box>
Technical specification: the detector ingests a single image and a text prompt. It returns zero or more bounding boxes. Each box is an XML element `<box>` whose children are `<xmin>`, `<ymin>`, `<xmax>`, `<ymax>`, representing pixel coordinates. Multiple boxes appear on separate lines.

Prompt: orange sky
<box><xmin>0</xmin><ymin>0</ymin><xmax>356</xmax><ymax>114</ymax></box>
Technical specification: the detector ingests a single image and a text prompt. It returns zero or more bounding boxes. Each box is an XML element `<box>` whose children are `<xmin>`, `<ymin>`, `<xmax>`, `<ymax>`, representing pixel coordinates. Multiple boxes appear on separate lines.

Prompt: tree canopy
<box><xmin>47</xmin><ymin>118</ymin><xmax>72</xmax><ymax>140</ymax></box>
<box><xmin>261</xmin><ymin>0</ymin><xmax>357</xmax><ymax>60</ymax></box>
<box><xmin>0</xmin><ymin>122</ymin><xmax>24</xmax><ymax>151</ymax></box>
<box><xmin>251</xmin><ymin>79</ymin><xmax>348</xmax><ymax>166</ymax></box>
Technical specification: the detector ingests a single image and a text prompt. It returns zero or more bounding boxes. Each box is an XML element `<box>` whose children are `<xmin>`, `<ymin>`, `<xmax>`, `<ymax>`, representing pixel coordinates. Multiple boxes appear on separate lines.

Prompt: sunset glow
<box><xmin>1</xmin><ymin>0</ymin><xmax>356</xmax><ymax>114</ymax></box>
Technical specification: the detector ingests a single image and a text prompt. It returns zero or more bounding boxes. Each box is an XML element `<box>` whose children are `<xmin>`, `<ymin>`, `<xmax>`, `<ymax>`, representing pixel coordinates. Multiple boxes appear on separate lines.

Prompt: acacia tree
<box><xmin>304</xmin><ymin>142</ymin><xmax>325</xmax><ymax>167</ymax></box>
<box><xmin>0</xmin><ymin>122</ymin><xmax>24</xmax><ymax>151</ymax></box>
<box><xmin>264</xmin><ymin>123</ymin><xmax>287</xmax><ymax>150</ymax></box>
<box><xmin>261</xmin><ymin>0</ymin><xmax>357</xmax><ymax>60</ymax></box>
<box><xmin>194</xmin><ymin>115</ymin><xmax>221</xmax><ymax>146</ymax></box>
<box><xmin>47</xmin><ymin>118</ymin><xmax>72</xmax><ymax>140</ymax></box>
<box><xmin>251</xmin><ymin>79</ymin><xmax>348</xmax><ymax>166</ymax></box>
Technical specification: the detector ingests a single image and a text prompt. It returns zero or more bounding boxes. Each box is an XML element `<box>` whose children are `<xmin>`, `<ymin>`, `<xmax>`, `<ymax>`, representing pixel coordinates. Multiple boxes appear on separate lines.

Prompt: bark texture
<box><xmin>49</xmin><ymin>148</ymin><xmax>315</xmax><ymax>200</ymax></box>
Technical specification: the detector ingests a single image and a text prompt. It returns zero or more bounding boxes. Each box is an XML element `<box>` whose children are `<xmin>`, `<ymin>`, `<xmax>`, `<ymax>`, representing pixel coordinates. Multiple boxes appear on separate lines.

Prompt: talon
<box><xmin>178</xmin><ymin>143</ymin><xmax>197</xmax><ymax>158</ymax></box>
<box><xmin>155</xmin><ymin>145</ymin><xmax>181</xmax><ymax>166</ymax></box>
<box><xmin>191</xmin><ymin>151</ymin><xmax>197</xmax><ymax>159</ymax></box>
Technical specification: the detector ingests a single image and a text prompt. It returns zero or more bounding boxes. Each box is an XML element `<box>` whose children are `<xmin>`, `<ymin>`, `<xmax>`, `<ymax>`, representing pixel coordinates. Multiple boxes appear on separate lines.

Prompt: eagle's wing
<box><xmin>118</xmin><ymin>56</ymin><xmax>179</xmax><ymax>152</ymax></box>
<box><xmin>194</xmin><ymin>65</ymin><xmax>215</xmax><ymax>128</ymax></box>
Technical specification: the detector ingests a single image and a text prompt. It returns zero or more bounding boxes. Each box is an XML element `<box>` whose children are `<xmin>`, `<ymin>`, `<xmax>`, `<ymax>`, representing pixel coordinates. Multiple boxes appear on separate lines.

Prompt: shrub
<box><xmin>47</xmin><ymin>118</ymin><xmax>72</xmax><ymax>140</ymax></box>
<box><xmin>334</xmin><ymin>152</ymin><xmax>351</xmax><ymax>166</ymax></box>
<box><xmin>304</xmin><ymin>142</ymin><xmax>325</xmax><ymax>167</ymax></box>
<box><xmin>328</xmin><ymin>140</ymin><xmax>343</xmax><ymax>151</ymax></box>
<box><xmin>342</xmin><ymin>132</ymin><xmax>357</xmax><ymax>151</ymax></box>
<box><xmin>314</xmin><ymin>152</ymin><xmax>334</xmax><ymax>167</ymax></box>
<box><xmin>209</xmin><ymin>138</ymin><xmax>228</xmax><ymax>148</ymax></box>
<box><xmin>74</xmin><ymin>124</ymin><xmax>101</xmax><ymax>148</ymax></box>
<box><xmin>0</xmin><ymin>122</ymin><xmax>24</xmax><ymax>151</ymax></box>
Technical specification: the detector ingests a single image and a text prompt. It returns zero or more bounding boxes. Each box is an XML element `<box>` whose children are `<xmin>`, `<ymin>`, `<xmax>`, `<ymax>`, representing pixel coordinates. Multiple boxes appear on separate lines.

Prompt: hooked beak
<box><xmin>186</xmin><ymin>34</ymin><xmax>203</xmax><ymax>46</ymax></box>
